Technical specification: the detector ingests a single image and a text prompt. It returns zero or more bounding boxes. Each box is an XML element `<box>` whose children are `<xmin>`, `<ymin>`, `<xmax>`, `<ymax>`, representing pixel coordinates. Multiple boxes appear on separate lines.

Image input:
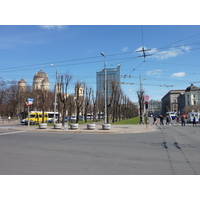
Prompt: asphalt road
<box><xmin>0</xmin><ymin>123</ymin><xmax>200</xmax><ymax>175</ymax></box>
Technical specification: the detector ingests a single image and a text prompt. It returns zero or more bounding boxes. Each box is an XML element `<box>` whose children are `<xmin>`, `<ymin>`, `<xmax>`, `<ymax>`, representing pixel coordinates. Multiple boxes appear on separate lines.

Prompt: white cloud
<box><xmin>135</xmin><ymin>45</ymin><xmax>190</xmax><ymax>60</ymax></box>
<box><xmin>171</xmin><ymin>72</ymin><xmax>186</xmax><ymax>77</ymax></box>
<box><xmin>39</xmin><ymin>25</ymin><xmax>67</xmax><ymax>30</ymax></box>
<box><xmin>122</xmin><ymin>47</ymin><xmax>128</xmax><ymax>52</ymax></box>
<box><xmin>146</xmin><ymin>69</ymin><xmax>163</xmax><ymax>76</ymax></box>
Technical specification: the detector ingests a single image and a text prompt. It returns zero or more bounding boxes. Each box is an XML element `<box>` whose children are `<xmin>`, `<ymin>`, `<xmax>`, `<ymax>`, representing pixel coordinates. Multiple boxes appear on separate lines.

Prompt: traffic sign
<box><xmin>26</xmin><ymin>102</ymin><xmax>30</xmax><ymax>106</ymax></box>
<box><xmin>27</xmin><ymin>98</ymin><xmax>34</xmax><ymax>101</ymax></box>
<box><xmin>144</xmin><ymin>95</ymin><xmax>150</xmax><ymax>101</ymax></box>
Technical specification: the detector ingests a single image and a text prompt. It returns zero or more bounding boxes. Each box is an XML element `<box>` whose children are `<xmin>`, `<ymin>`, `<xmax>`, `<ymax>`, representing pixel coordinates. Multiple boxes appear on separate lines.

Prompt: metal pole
<box><xmin>104</xmin><ymin>59</ymin><xmax>107</xmax><ymax>124</ymax></box>
<box><xmin>54</xmin><ymin>69</ymin><xmax>58</xmax><ymax>125</ymax></box>
<box><xmin>101</xmin><ymin>52</ymin><xmax>107</xmax><ymax>124</ymax></box>
<box><xmin>28</xmin><ymin>105</ymin><xmax>30</xmax><ymax>128</ymax></box>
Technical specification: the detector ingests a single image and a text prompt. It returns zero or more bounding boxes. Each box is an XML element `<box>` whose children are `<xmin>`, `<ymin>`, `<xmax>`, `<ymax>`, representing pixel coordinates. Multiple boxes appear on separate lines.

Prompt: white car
<box><xmin>71</xmin><ymin>115</ymin><xmax>76</xmax><ymax>122</ymax></box>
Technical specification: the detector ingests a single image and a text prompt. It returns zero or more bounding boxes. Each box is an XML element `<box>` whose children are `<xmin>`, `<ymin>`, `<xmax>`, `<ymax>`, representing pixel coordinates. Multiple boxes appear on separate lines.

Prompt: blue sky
<box><xmin>1</xmin><ymin>25</ymin><xmax>200</xmax><ymax>102</ymax></box>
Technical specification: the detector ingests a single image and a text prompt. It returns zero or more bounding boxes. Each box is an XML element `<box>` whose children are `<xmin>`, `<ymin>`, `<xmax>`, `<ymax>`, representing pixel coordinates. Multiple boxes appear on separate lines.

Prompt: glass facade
<box><xmin>96</xmin><ymin>65</ymin><xmax>121</xmax><ymax>98</ymax></box>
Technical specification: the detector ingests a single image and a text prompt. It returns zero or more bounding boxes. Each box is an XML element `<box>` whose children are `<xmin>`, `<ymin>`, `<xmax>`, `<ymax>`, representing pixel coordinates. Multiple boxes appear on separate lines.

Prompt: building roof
<box><xmin>18</xmin><ymin>78</ymin><xmax>26</xmax><ymax>83</ymax></box>
<box><xmin>33</xmin><ymin>70</ymin><xmax>49</xmax><ymax>80</ymax></box>
<box><xmin>185</xmin><ymin>84</ymin><xmax>199</xmax><ymax>92</ymax></box>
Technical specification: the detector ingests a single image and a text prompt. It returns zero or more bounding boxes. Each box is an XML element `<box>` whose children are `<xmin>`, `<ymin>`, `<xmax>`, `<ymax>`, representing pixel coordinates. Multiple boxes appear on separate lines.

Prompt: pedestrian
<box><xmin>166</xmin><ymin>115</ymin><xmax>169</xmax><ymax>125</ymax></box>
<box><xmin>8</xmin><ymin>116</ymin><xmax>11</xmax><ymax>122</ymax></box>
<box><xmin>160</xmin><ymin>115</ymin><xmax>164</xmax><ymax>125</ymax></box>
<box><xmin>153</xmin><ymin>116</ymin><xmax>157</xmax><ymax>125</ymax></box>
<box><xmin>140</xmin><ymin>115</ymin><xmax>144</xmax><ymax>125</ymax></box>
<box><xmin>181</xmin><ymin>115</ymin><xmax>185</xmax><ymax>126</ymax></box>
<box><xmin>176</xmin><ymin>116</ymin><xmax>180</xmax><ymax>124</ymax></box>
<box><xmin>169</xmin><ymin>115</ymin><xmax>173</xmax><ymax>125</ymax></box>
<box><xmin>193</xmin><ymin>116</ymin><xmax>197</xmax><ymax>126</ymax></box>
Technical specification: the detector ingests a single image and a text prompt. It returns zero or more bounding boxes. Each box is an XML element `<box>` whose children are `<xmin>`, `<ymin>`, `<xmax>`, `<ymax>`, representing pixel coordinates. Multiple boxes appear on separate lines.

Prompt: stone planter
<box><xmin>70</xmin><ymin>123</ymin><xmax>79</xmax><ymax>130</ymax></box>
<box><xmin>39</xmin><ymin>123</ymin><xmax>47</xmax><ymax>129</ymax></box>
<box><xmin>54</xmin><ymin>123</ymin><xmax>62</xmax><ymax>129</ymax></box>
<box><xmin>102</xmin><ymin>123</ymin><xmax>111</xmax><ymax>130</ymax></box>
<box><xmin>87</xmin><ymin>123</ymin><xmax>95</xmax><ymax>130</ymax></box>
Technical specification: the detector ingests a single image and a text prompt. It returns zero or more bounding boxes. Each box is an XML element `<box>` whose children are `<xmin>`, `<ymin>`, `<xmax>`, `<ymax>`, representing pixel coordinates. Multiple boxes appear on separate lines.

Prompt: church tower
<box><xmin>18</xmin><ymin>78</ymin><xmax>26</xmax><ymax>92</ymax></box>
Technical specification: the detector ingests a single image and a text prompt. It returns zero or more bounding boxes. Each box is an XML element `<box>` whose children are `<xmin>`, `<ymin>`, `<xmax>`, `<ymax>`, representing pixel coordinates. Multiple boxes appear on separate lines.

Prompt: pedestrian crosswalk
<box><xmin>151</xmin><ymin>122</ymin><xmax>198</xmax><ymax>127</ymax></box>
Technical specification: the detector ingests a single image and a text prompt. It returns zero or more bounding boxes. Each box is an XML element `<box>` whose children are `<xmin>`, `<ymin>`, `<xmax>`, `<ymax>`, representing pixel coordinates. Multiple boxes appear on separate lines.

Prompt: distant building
<box><xmin>177</xmin><ymin>93</ymin><xmax>185</xmax><ymax>114</ymax></box>
<box><xmin>33</xmin><ymin>69</ymin><xmax>50</xmax><ymax>91</ymax></box>
<box><xmin>185</xmin><ymin>84</ymin><xmax>200</xmax><ymax>106</ymax></box>
<box><xmin>18</xmin><ymin>78</ymin><xmax>26</xmax><ymax>92</ymax></box>
<box><xmin>96</xmin><ymin>64</ymin><xmax>121</xmax><ymax>98</ymax></box>
<box><xmin>18</xmin><ymin>69</ymin><xmax>50</xmax><ymax>92</ymax></box>
<box><xmin>148</xmin><ymin>100</ymin><xmax>162</xmax><ymax>116</ymax></box>
<box><xmin>161</xmin><ymin>90</ymin><xmax>185</xmax><ymax>114</ymax></box>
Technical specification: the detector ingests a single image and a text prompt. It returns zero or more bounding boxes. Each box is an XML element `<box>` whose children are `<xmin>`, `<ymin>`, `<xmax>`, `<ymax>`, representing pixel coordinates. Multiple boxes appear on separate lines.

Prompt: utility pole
<box><xmin>51</xmin><ymin>64</ymin><xmax>58</xmax><ymax>125</ymax></box>
<box><xmin>101</xmin><ymin>52</ymin><xmax>107</xmax><ymax>124</ymax></box>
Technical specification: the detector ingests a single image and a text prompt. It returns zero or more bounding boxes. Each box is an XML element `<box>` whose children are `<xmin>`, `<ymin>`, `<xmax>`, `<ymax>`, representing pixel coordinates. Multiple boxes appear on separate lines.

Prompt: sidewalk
<box><xmin>0</xmin><ymin>120</ymin><xmax>155</xmax><ymax>134</ymax></box>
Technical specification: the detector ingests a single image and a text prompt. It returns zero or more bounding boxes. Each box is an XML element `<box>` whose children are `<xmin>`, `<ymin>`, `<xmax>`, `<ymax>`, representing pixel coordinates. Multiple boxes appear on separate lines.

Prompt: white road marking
<box><xmin>0</xmin><ymin>131</ymin><xmax>26</xmax><ymax>136</ymax></box>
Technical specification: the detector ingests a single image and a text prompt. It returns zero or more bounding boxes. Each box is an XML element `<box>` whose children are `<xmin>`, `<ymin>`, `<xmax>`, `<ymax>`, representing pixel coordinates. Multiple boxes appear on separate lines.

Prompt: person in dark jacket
<box><xmin>166</xmin><ymin>115</ymin><xmax>169</xmax><ymax>125</ymax></box>
<box><xmin>181</xmin><ymin>115</ymin><xmax>185</xmax><ymax>126</ymax></box>
<box><xmin>193</xmin><ymin>116</ymin><xmax>197</xmax><ymax>126</ymax></box>
<box><xmin>153</xmin><ymin>116</ymin><xmax>157</xmax><ymax>125</ymax></box>
<box><xmin>160</xmin><ymin>115</ymin><xmax>164</xmax><ymax>125</ymax></box>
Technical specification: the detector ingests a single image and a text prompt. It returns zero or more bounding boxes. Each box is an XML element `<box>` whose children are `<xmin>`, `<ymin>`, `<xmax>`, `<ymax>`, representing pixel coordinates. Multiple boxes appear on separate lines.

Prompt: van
<box><xmin>25</xmin><ymin>112</ymin><xmax>48</xmax><ymax>125</ymax></box>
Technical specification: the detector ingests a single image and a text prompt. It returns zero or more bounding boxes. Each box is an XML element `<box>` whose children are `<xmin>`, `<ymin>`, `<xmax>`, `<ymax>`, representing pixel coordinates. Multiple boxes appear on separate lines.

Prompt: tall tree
<box><xmin>57</xmin><ymin>75</ymin><xmax>72</xmax><ymax>126</ymax></box>
<box><xmin>75</xmin><ymin>82</ymin><xmax>84</xmax><ymax>123</ymax></box>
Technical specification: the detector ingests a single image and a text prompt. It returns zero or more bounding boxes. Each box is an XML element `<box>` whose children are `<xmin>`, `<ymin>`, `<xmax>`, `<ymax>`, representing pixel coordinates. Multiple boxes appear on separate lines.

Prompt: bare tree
<box><xmin>92</xmin><ymin>91</ymin><xmax>98</xmax><ymax>121</ymax></box>
<box><xmin>84</xmin><ymin>87</ymin><xmax>92</xmax><ymax>123</ymax></box>
<box><xmin>96</xmin><ymin>91</ymin><xmax>104</xmax><ymax>120</ymax></box>
<box><xmin>57</xmin><ymin>75</ymin><xmax>72</xmax><ymax>126</ymax></box>
<box><xmin>75</xmin><ymin>82</ymin><xmax>84</xmax><ymax>123</ymax></box>
<box><xmin>137</xmin><ymin>90</ymin><xmax>144</xmax><ymax>122</ymax></box>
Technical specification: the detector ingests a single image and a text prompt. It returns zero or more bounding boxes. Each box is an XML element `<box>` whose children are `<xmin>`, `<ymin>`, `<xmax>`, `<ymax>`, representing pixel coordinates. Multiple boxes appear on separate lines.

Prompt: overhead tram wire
<box><xmin>158</xmin><ymin>31</ymin><xmax>200</xmax><ymax>49</ymax></box>
<box><xmin>0</xmin><ymin>54</ymin><xmax>140</xmax><ymax>73</ymax></box>
<box><xmin>2</xmin><ymin>41</ymin><xmax>200</xmax><ymax>73</ymax></box>
<box><xmin>0</xmin><ymin>51</ymin><xmax>137</xmax><ymax>72</ymax></box>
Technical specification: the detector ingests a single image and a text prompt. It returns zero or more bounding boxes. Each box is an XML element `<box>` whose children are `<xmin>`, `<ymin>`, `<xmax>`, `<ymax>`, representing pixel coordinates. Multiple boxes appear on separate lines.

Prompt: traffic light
<box><xmin>30</xmin><ymin>104</ymin><xmax>33</xmax><ymax>111</ymax></box>
<box><xmin>145</xmin><ymin>101</ymin><xmax>148</xmax><ymax>109</ymax></box>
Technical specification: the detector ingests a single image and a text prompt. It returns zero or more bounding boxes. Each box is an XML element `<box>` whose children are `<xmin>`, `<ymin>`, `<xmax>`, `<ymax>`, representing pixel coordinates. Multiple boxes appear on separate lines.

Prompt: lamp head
<box><xmin>100</xmin><ymin>52</ymin><xmax>105</xmax><ymax>57</ymax></box>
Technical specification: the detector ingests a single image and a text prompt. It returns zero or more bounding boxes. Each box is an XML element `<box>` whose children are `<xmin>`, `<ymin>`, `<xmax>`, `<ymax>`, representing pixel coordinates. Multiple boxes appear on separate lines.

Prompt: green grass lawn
<box><xmin>110</xmin><ymin>116</ymin><xmax>140</xmax><ymax>125</ymax></box>
<box><xmin>29</xmin><ymin>117</ymin><xmax>140</xmax><ymax>126</ymax></box>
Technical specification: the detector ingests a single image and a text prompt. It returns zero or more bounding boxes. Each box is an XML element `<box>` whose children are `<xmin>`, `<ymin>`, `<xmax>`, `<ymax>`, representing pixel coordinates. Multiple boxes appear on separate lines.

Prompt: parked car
<box><xmin>80</xmin><ymin>116</ymin><xmax>85</xmax><ymax>121</ymax></box>
<box><xmin>70</xmin><ymin>115</ymin><xmax>76</xmax><ymax>122</ymax></box>
<box><xmin>21</xmin><ymin>119</ymin><xmax>25</xmax><ymax>123</ymax></box>
<box><xmin>65</xmin><ymin>116</ymin><xmax>70</xmax><ymax>122</ymax></box>
<box><xmin>50</xmin><ymin>117</ymin><xmax>58</xmax><ymax>123</ymax></box>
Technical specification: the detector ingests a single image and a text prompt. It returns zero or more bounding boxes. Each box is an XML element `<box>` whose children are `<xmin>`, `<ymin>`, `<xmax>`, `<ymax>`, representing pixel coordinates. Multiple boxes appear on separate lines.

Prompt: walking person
<box><xmin>169</xmin><ymin>115</ymin><xmax>173</xmax><ymax>125</ymax></box>
<box><xmin>166</xmin><ymin>115</ymin><xmax>169</xmax><ymax>125</ymax></box>
<box><xmin>8</xmin><ymin>116</ymin><xmax>11</xmax><ymax>122</ymax></box>
<box><xmin>160</xmin><ymin>115</ymin><xmax>164</xmax><ymax>125</ymax></box>
<box><xmin>193</xmin><ymin>116</ymin><xmax>197</xmax><ymax>126</ymax></box>
<box><xmin>181</xmin><ymin>114</ymin><xmax>185</xmax><ymax>126</ymax></box>
<box><xmin>176</xmin><ymin>116</ymin><xmax>180</xmax><ymax>124</ymax></box>
<box><xmin>153</xmin><ymin>116</ymin><xmax>157</xmax><ymax>125</ymax></box>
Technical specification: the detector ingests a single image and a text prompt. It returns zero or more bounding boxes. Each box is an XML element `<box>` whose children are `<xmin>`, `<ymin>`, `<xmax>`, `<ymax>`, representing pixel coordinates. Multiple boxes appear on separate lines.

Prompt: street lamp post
<box><xmin>50</xmin><ymin>64</ymin><xmax>58</xmax><ymax>125</ymax></box>
<box><xmin>101</xmin><ymin>52</ymin><xmax>107</xmax><ymax>124</ymax></box>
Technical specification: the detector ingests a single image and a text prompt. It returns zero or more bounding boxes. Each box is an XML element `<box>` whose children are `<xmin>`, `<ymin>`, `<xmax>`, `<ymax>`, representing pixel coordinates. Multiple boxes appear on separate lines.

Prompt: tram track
<box><xmin>158</xmin><ymin>125</ymin><xmax>198</xmax><ymax>175</ymax></box>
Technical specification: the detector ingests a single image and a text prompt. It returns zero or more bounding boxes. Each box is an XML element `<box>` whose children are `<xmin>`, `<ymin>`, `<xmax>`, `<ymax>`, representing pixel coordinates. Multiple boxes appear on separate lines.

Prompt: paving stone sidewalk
<box><xmin>0</xmin><ymin>120</ymin><xmax>155</xmax><ymax>134</ymax></box>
